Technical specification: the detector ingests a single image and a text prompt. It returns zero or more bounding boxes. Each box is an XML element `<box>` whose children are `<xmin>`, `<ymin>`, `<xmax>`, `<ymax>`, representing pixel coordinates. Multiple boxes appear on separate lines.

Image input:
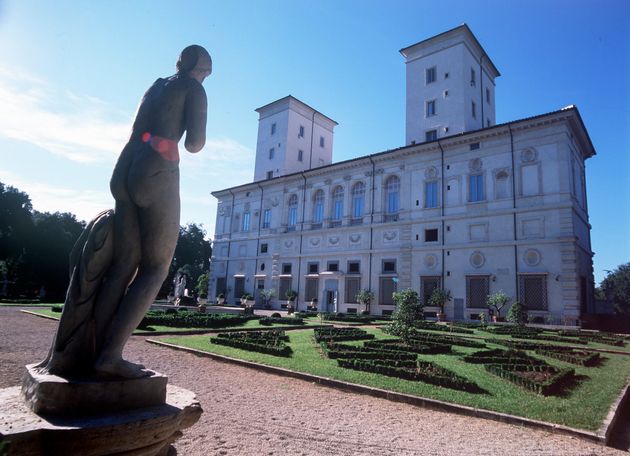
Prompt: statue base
<box><xmin>21</xmin><ymin>364</ymin><xmax>168</xmax><ymax>416</ymax></box>
<box><xmin>0</xmin><ymin>382</ymin><xmax>202</xmax><ymax>456</ymax></box>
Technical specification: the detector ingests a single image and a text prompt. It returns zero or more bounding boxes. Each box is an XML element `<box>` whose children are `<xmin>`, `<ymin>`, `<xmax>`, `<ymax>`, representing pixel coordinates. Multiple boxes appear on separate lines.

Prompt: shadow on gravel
<box><xmin>609</xmin><ymin>395</ymin><xmax>630</xmax><ymax>451</ymax></box>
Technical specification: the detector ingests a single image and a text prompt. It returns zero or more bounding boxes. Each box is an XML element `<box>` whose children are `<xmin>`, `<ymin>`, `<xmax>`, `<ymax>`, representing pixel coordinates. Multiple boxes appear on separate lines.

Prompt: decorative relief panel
<box><xmin>470</xmin><ymin>251</ymin><xmax>485</xmax><ymax>268</ymax></box>
<box><xmin>349</xmin><ymin>233</ymin><xmax>362</xmax><ymax>244</ymax></box>
<box><xmin>309</xmin><ymin>237</ymin><xmax>321</xmax><ymax>247</ymax></box>
<box><xmin>469</xmin><ymin>158</ymin><xmax>482</xmax><ymax>172</ymax></box>
<box><xmin>425</xmin><ymin>166</ymin><xmax>438</xmax><ymax>179</ymax></box>
<box><xmin>424</xmin><ymin>254</ymin><xmax>438</xmax><ymax>269</ymax></box>
<box><xmin>327</xmin><ymin>236</ymin><xmax>340</xmax><ymax>246</ymax></box>
<box><xmin>521</xmin><ymin>148</ymin><xmax>537</xmax><ymax>163</ymax></box>
<box><xmin>524</xmin><ymin>249</ymin><xmax>541</xmax><ymax>266</ymax></box>
<box><xmin>383</xmin><ymin>230</ymin><xmax>398</xmax><ymax>243</ymax></box>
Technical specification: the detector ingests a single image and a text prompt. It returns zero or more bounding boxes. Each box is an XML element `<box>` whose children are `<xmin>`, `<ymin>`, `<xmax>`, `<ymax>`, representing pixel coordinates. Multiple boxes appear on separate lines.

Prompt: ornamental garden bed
<box><xmin>313</xmin><ymin>327</ymin><xmax>375</xmax><ymax>343</ymax></box>
<box><xmin>463</xmin><ymin>348</ymin><xmax>575</xmax><ymax>396</ymax></box>
<box><xmin>556</xmin><ymin>330</ymin><xmax>627</xmax><ymax>347</ymax></box>
<box><xmin>407</xmin><ymin>329</ymin><xmax>486</xmax><ymax>348</ymax></box>
<box><xmin>364</xmin><ymin>339</ymin><xmax>452</xmax><ymax>355</ymax></box>
<box><xmin>159</xmin><ymin>327</ymin><xmax>630</xmax><ymax>432</ymax></box>
<box><xmin>259</xmin><ymin>316</ymin><xmax>304</xmax><ymax>326</ymax></box>
<box><xmin>535</xmin><ymin>348</ymin><xmax>602</xmax><ymax>367</ymax></box>
<box><xmin>210</xmin><ymin>330</ymin><xmax>292</xmax><ymax>357</ymax></box>
<box><xmin>139</xmin><ymin>310</ymin><xmax>258</xmax><ymax>329</ymax></box>
<box><xmin>414</xmin><ymin>320</ymin><xmax>474</xmax><ymax>334</ymax></box>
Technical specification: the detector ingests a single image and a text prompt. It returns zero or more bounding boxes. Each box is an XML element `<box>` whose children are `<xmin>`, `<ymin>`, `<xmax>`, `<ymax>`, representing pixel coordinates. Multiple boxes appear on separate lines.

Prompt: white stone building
<box><xmin>209</xmin><ymin>24</ymin><xmax>595</xmax><ymax>323</ymax></box>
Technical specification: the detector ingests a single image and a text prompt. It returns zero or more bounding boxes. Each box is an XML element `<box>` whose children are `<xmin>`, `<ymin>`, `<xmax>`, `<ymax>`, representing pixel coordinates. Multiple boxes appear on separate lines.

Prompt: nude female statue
<box><xmin>37</xmin><ymin>45</ymin><xmax>211</xmax><ymax>379</ymax></box>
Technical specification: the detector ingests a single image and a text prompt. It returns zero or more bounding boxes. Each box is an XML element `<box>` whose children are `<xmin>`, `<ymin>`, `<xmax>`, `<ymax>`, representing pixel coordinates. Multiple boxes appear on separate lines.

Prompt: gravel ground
<box><xmin>1</xmin><ymin>307</ymin><xmax>628</xmax><ymax>456</ymax></box>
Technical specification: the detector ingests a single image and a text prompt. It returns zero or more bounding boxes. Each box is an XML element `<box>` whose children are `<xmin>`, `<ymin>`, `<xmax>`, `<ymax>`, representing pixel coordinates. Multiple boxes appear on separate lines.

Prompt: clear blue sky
<box><xmin>0</xmin><ymin>0</ymin><xmax>628</xmax><ymax>285</ymax></box>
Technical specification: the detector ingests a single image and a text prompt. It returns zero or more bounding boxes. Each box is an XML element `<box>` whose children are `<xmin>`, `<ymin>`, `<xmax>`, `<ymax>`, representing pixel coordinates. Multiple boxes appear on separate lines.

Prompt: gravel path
<box><xmin>1</xmin><ymin>307</ymin><xmax>628</xmax><ymax>455</ymax></box>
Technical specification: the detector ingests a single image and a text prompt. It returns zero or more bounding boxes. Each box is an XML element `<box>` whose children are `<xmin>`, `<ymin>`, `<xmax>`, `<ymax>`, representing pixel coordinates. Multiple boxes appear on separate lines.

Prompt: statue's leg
<box><xmin>93</xmin><ymin>199</ymin><xmax>142</xmax><ymax>355</ymax></box>
<box><xmin>94</xmin><ymin>187</ymin><xmax>180</xmax><ymax>378</ymax></box>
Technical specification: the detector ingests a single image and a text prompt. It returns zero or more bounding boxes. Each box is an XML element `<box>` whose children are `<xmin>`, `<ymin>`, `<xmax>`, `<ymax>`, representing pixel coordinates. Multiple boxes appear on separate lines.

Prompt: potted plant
<box><xmin>428</xmin><ymin>288</ymin><xmax>451</xmax><ymax>322</ymax></box>
<box><xmin>260</xmin><ymin>288</ymin><xmax>275</xmax><ymax>310</ymax></box>
<box><xmin>240</xmin><ymin>293</ymin><xmax>254</xmax><ymax>307</ymax></box>
<box><xmin>308</xmin><ymin>298</ymin><xmax>318</xmax><ymax>312</ymax></box>
<box><xmin>356</xmin><ymin>289</ymin><xmax>375</xmax><ymax>314</ymax></box>
<box><xmin>216</xmin><ymin>293</ymin><xmax>225</xmax><ymax>305</ymax></box>
<box><xmin>486</xmin><ymin>290</ymin><xmax>511</xmax><ymax>322</ymax></box>
<box><xmin>285</xmin><ymin>289</ymin><xmax>297</xmax><ymax>314</ymax></box>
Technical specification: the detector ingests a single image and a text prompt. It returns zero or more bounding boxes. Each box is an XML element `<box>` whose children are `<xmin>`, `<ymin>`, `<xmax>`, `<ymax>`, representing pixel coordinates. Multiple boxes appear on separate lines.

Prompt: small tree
<box><xmin>507</xmin><ymin>301</ymin><xmax>527</xmax><ymax>326</ymax></box>
<box><xmin>428</xmin><ymin>288</ymin><xmax>452</xmax><ymax>314</ymax></box>
<box><xmin>487</xmin><ymin>291</ymin><xmax>511</xmax><ymax>320</ymax></box>
<box><xmin>387</xmin><ymin>288</ymin><xmax>423</xmax><ymax>342</ymax></box>
<box><xmin>260</xmin><ymin>288</ymin><xmax>275</xmax><ymax>309</ymax></box>
<box><xmin>600</xmin><ymin>263</ymin><xmax>630</xmax><ymax>315</ymax></box>
<box><xmin>195</xmin><ymin>273</ymin><xmax>209</xmax><ymax>299</ymax></box>
<box><xmin>356</xmin><ymin>289</ymin><xmax>375</xmax><ymax>313</ymax></box>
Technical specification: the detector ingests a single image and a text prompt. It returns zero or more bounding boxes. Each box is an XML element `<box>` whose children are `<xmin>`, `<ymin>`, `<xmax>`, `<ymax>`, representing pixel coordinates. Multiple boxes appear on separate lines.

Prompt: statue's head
<box><xmin>177</xmin><ymin>45</ymin><xmax>212</xmax><ymax>83</ymax></box>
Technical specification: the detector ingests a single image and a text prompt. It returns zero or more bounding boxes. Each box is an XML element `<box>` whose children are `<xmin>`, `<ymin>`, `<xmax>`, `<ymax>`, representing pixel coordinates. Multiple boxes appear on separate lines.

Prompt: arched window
<box><xmin>495</xmin><ymin>170</ymin><xmax>509</xmax><ymax>199</ymax></box>
<box><xmin>288</xmin><ymin>194</ymin><xmax>298</xmax><ymax>229</ymax></box>
<box><xmin>351</xmin><ymin>182</ymin><xmax>364</xmax><ymax>220</ymax></box>
<box><xmin>312</xmin><ymin>189</ymin><xmax>324</xmax><ymax>223</ymax></box>
<box><xmin>331</xmin><ymin>186</ymin><xmax>344</xmax><ymax>222</ymax></box>
<box><xmin>385</xmin><ymin>176</ymin><xmax>400</xmax><ymax>217</ymax></box>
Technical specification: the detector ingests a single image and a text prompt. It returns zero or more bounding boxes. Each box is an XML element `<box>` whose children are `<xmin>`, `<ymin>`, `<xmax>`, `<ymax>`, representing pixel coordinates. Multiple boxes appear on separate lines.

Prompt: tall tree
<box><xmin>600</xmin><ymin>263</ymin><xmax>630</xmax><ymax>315</ymax></box>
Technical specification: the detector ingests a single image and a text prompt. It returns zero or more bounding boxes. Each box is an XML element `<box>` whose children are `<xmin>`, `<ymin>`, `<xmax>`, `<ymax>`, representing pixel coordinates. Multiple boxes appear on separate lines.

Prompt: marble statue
<box><xmin>37</xmin><ymin>45</ymin><xmax>211</xmax><ymax>379</ymax></box>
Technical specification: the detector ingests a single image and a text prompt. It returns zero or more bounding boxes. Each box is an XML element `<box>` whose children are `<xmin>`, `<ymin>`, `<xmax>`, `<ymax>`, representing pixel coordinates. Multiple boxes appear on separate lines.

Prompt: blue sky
<box><xmin>0</xmin><ymin>0</ymin><xmax>628</xmax><ymax>285</ymax></box>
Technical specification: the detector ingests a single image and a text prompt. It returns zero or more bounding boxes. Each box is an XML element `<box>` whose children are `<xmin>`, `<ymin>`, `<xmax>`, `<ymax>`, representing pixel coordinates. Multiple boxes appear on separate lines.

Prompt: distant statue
<box><xmin>174</xmin><ymin>273</ymin><xmax>187</xmax><ymax>300</ymax></box>
<box><xmin>37</xmin><ymin>45</ymin><xmax>212</xmax><ymax>379</ymax></box>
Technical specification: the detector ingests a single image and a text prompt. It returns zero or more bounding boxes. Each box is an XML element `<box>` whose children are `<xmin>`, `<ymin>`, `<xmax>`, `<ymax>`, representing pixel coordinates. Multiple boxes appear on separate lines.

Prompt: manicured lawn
<box><xmin>24</xmin><ymin>309</ymin><xmax>322</xmax><ymax>334</ymax></box>
<box><xmin>161</xmin><ymin>327</ymin><xmax>630</xmax><ymax>431</ymax></box>
<box><xmin>0</xmin><ymin>302</ymin><xmax>63</xmax><ymax>307</ymax></box>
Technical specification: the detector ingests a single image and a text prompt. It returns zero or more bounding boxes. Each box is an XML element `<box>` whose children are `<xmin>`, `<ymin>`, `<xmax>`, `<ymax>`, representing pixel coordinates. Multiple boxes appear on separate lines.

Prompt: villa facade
<box><xmin>209</xmin><ymin>25</ymin><xmax>595</xmax><ymax>323</ymax></box>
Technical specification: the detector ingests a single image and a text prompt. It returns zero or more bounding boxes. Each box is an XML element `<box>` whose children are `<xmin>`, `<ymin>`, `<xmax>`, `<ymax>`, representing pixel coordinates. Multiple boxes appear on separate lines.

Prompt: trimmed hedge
<box><xmin>337</xmin><ymin>358</ymin><xmax>484</xmax><ymax>393</ymax></box>
<box><xmin>510</xmin><ymin>333</ymin><xmax>589</xmax><ymax>345</ymax></box>
<box><xmin>320</xmin><ymin>342</ymin><xmax>418</xmax><ymax>361</ymax></box>
<box><xmin>481</xmin><ymin>325</ymin><xmax>543</xmax><ymax>336</ymax></box>
<box><xmin>408</xmin><ymin>330</ymin><xmax>486</xmax><ymax>348</ymax></box>
<box><xmin>313</xmin><ymin>327</ymin><xmax>375</xmax><ymax>343</ymax></box>
<box><xmin>557</xmin><ymin>330</ymin><xmax>625</xmax><ymax>347</ymax></box>
<box><xmin>484</xmin><ymin>363</ymin><xmax>574</xmax><ymax>395</ymax></box>
<box><xmin>139</xmin><ymin>310</ymin><xmax>258</xmax><ymax>329</ymax></box>
<box><xmin>535</xmin><ymin>349</ymin><xmax>601</xmax><ymax>367</ymax></box>
<box><xmin>259</xmin><ymin>316</ymin><xmax>304</xmax><ymax>326</ymax></box>
<box><xmin>414</xmin><ymin>321</ymin><xmax>474</xmax><ymax>334</ymax></box>
<box><xmin>364</xmin><ymin>339</ymin><xmax>452</xmax><ymax>355</ymax></box>
<box><xmin>210</xmin><ymin>330</ymin><xmax>292</xmax><ymax>357</ymax></box>
<box><xmin>485</xmin><ymin>338</ymin><xmax>574</xmax><ymax>352</ymax></box>
<box><xmin>463</xmin><ymin>348</ymin><xmax>546</xmax><ymax>366</ymax></box>
<box><xmin>322</xmin><ymin>313</ymin><xmax>373</xmax><ymax>324</ymax></box>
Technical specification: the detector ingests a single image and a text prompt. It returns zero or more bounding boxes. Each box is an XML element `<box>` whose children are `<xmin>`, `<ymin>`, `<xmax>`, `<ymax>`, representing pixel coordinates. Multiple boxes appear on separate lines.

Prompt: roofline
<box><xmin>212</xmin><ymin>106</ymin><xmax>595</xmax><ymax>196</ymax></box>
<box><xmin>399</xmin><ymin>23</ymin><xmax>501</xmax><ymax>77</ymax></box>
<box><xmin>255</xmin><ymin>95</ymin><xmax>338</xmax><ymax>126</ymax></box>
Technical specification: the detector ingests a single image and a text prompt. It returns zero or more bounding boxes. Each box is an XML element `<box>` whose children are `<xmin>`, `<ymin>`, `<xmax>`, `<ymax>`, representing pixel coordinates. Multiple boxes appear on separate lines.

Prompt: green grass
<box><xmin>161</xmin><ymin>327</ymin><xmax>630</xmax><ymax>431</ymax></box>
<box><xmin>0</xmin><ymin>302</ymin><xmax>64</xmax><ymax>307</ymax></box>
<box><xmin>24</xmin><ymin>309</ymin><xmax>323</xmax><ymax>334</ymax></box>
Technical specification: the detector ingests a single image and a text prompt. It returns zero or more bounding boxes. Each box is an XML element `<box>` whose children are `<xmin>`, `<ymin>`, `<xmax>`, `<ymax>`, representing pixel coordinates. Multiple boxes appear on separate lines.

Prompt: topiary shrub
<box><xmin>271</xmin><ymin>312</ymin><xmax>282</xmax><ymax>318</ymax></box>
<box><xmin>507</xmin><ymin>301</ymin><xmax>528</xmax><ymax>326</ymax></box>
<box><xmin>386</xmin><ymin>288</ymin><xmax>423</xmax><ymax>342</ymax></box>
<box><xmin>51</xmin><ymin>304</ymin><xmax>63</xmax><ymax>313</ymax></box>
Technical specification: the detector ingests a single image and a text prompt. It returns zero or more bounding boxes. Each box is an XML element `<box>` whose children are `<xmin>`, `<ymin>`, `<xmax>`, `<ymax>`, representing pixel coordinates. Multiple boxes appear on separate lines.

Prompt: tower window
<box><xmin>470</xmin><ymin>68</ymin><xmax>476</xmax><ymax>87</ymax></box>
<box><xmin>425</xmin><ymin>228</ymin><xmax>438</xmax><ymax>242</ymax></box>
<box><xmin>471</xmin><ymin>101</ymin><xmax>477</xmax><ymax>118</ymax></box>
<box><xmin>269</xmin><ymin>147</ymin><xmax>275</xmax><ymax>159</ymax></box>
<box><xmin>426</xmin><ymin>100</ymin><xmax>436</xmax><ymax>117</ymax></box>
<box><xmin>486</xmin><ymin>88</ymin><xmax>491</xmax><ymax>104</ymax></box>
<box><xmin>298</xmin><ymin>149</ymin><xmax>304</xmax><ymax>162</ymax></box>
<box><xmin>298</xmin><ymin>125</ymin><xmax>305</xmax><ymax>138</ymax></box>
<box><xmin>425</xmin><ymin>130</ymin><xmax>437</xmax><ymax>142</ymax></box>
<box><xmin>260</xmin><ymin>243</ymin><xmax>268</xmax><ymax>253</ymax></box>
<box><xmin>319</xmin><ymin>136</ymin><xmax>325</xmax><ymax>148</ymax></box>
<box><xmin>271</xmin><ymin>123</ymin><xmax>276</xmax><ymax>135</ymax></box>
<box><xmin>266</xmin><ymin>170</ymin><xmax>273</xmax><ymax>180</ymax></box>
<box><xmin>426</xmin><ymin>66</ymin><xmax>436</xmax><ymax>84</ymax></box>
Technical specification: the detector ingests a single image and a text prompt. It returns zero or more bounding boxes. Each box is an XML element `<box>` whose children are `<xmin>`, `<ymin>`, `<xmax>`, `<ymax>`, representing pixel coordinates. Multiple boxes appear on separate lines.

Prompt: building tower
<box><xmin>253</xmin><ymin>95</ymin><xmax>338</xmax><ymax>182</ymax></box>
<box><xmin>400</xmin><ymin>24</ymin><xmax>500</xmax><ymax>145</ymax></box>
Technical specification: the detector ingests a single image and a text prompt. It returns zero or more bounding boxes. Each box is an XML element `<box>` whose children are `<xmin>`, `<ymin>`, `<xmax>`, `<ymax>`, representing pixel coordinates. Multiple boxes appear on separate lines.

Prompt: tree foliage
<box><xmin>387</xmin><ymin>288</ymin><xmax>424</xmax><ymax>342</ymax></box>
<box><xmin>487</xmin><ymin>291</ymin><xmax>511</xmax><ymax>319</ymax></box>
<box><xmin>600</xmin><ymin>263</ymin><xmax>630</xmax><ymax>315</ymax></box>
<box><xmin>507</xmin><ymin>301</ymin><xmax>528</xmax><ymax>325</ymax></box>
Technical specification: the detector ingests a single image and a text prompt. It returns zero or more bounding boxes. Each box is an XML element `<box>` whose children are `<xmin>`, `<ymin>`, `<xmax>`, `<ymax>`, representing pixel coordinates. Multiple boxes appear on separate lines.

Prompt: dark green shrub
<box><xmin>507</xmin><ymin>302</ymin><xmax>528</xmax><ymax>325</ymax></box>
<box><xmin>271</xmin><ymin>312</ymin><xmax>282</xmax><ymax>318</ymax></box>
<box><xmin>51</xmin><ymin>304</ymin><xmax>63</xmax><ymax>313</ymax></box>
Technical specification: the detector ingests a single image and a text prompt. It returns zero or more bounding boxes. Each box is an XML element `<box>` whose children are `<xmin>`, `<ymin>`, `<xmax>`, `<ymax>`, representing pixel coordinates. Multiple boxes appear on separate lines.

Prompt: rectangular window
<box><xmin>262</xmin><ymin>209</ymin><xmax>271</xmax><ymax>229</ymax></box>
<box><xmin>486</xmin><ymin>88</ymin><xmax>491</xmax><ymax>104</ymax></box>
<box><xmin>421</xmin><ymin>276</ymin><xmax>441</xmax><ymax>306</ymax></box>
<box><xmin>266</xmin><ymin>170</ymin><xmax>273</xmax><ymax>180</ymax></box>
<box><xmin>271</xmin><ymin>123</ymin><xmax>276</xmax><ymax>135</ymax></box>
<box><xmin>519</xmin><ymin>275</ymin><xmax>548</xmax><ymax>310</ymax></box>
<box><xmin>382</xmin><ymin>259</ymin><xmax>396</xmax><ymax>273</ymax></box>
<box><xmin>298</xmin><ymin>149</ymin><xmax>303</xmax><ymax>162</ymax></box>
<box><xmin>426</xmin><ymin>66</ymin><xmax>436</xmax><ymax>84</ymax></box>
<box><xmin>466</xmin><ymin>275</ymin><xmax>489</xmax><ymax>308</ymax></box>
<box><xmin>471</xmin><ymin>101</ymin><xmax>476</xmax><ymax>118</ymax></box>
<box><xmin>327</xmin><ymin>261</ymin><xmax>339</xmax><ymax>272</ymax></box>
<box><xmin>308</xmin><ymin>262</ymin><xmax>319</xmax><ymax>274</ymax></box>
<box><xmin>425</xmin><ymin>181</ymin><xmax>438</xmax><ymax>208</ymax></box>
<box><xmin>260</xmin><ymin>243</ymin><xmax>268</xmax><ymax>253</ymax></box>
<box><xmin>282</xmin><ymin>263</ymin><xmax>292</xmax><ymax>275</ymax></box>
<box><xmin>424</xmin><ymin>228</ymin><xmax>438</xmax><ymax>242</ymax></box>
<box><xmin>319</xmin><ymin>136</ymin><xmax>325</xmax><ymax>147</ymax></box>
<box><xmin>486</xmin><ymin>118</ymin><xmax>490</xmax><ymax>128</ymax></box>
<box><xmin>279</xmin><ymin>277</ymin><xmax>292</xmax><ymax>301</ymax></box>
<box><xmin>305</xmin><ymin>278</ymin><xmax>318</xmax><ymax>301</ymax></box>
<box><xmin>426</xmin><ymin>100</ymin><xmax>436</xmax><ymax>117</ymax></box>
<box><xmin>425</xmin><ymin>129</ymin><xmax>437</xmax><ymax>141</ymax></box>
<box><xmin>470</xmin><ymin>142</ymin><xmax>480</xmax><ymax>150</ymax></box>
<box><xmin>269</xmin><ymin>148</ymin><xmax>274</xmax><ymax>159</ymax></box>
<box><xmin>379</xmin><ymin>277</ymin><xmax>397</xmax><ymax>306</ymax></box>
<box><xmin>470</xmin><ymin>68</ymin><xmax>476</xmax><ymax>86</ymax></box>
<box><xmin>216</xmin><ymin>277</ymin><xmax>226</xmax><ymax>296</ymax></box>
<box><xmin>469</xmin><ymin>174</ymin><xmax>484</xmax><ymax>202</ymax></box>
<box><xmin>347</xmin><ymin>261</ymin><xmax>360</xmax><ymax>274</ymax></box>
<box><xmin>298</xmin><ymin>125</ymin><xmax>305</xmax><ymax>138</ymax></box>
<box><xmin>242</xmin><ymin>212</ymin><xmax>250</xmax><ymax>231</ymax></box>
<box><xmin>346</xmin><ymin>277</ymin><xmax>361</xmax><ymax>303</ymax></box>
<box><xmin>288</xmin><ymin>207</ymin><xmax>297</xmax><ymax>227</ymax></box>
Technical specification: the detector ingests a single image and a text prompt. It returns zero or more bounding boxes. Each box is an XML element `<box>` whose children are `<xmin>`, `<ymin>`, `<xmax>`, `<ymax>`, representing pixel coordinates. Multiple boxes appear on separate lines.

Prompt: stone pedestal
<box><xmin>0</xmin><ymin>384</ymin><xmax>202</xmax><ymax>456</ymax></box>
<box><xmin>21</xmin><ymin>364</ymin><xmax>168</xmax><ymax>416</ymax></box>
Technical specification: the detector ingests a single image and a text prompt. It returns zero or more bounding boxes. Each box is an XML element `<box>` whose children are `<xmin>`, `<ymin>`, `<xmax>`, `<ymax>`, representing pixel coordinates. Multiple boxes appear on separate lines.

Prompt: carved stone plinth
<box><xmin>0</xmin><ymin>384</ymin><xmax>202</xmax><ymax>456</ymax></box>
<box><xmin>21</xmin><ymin>364</ymin><xmax>168</xmax><ymax>416</ymax></box>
